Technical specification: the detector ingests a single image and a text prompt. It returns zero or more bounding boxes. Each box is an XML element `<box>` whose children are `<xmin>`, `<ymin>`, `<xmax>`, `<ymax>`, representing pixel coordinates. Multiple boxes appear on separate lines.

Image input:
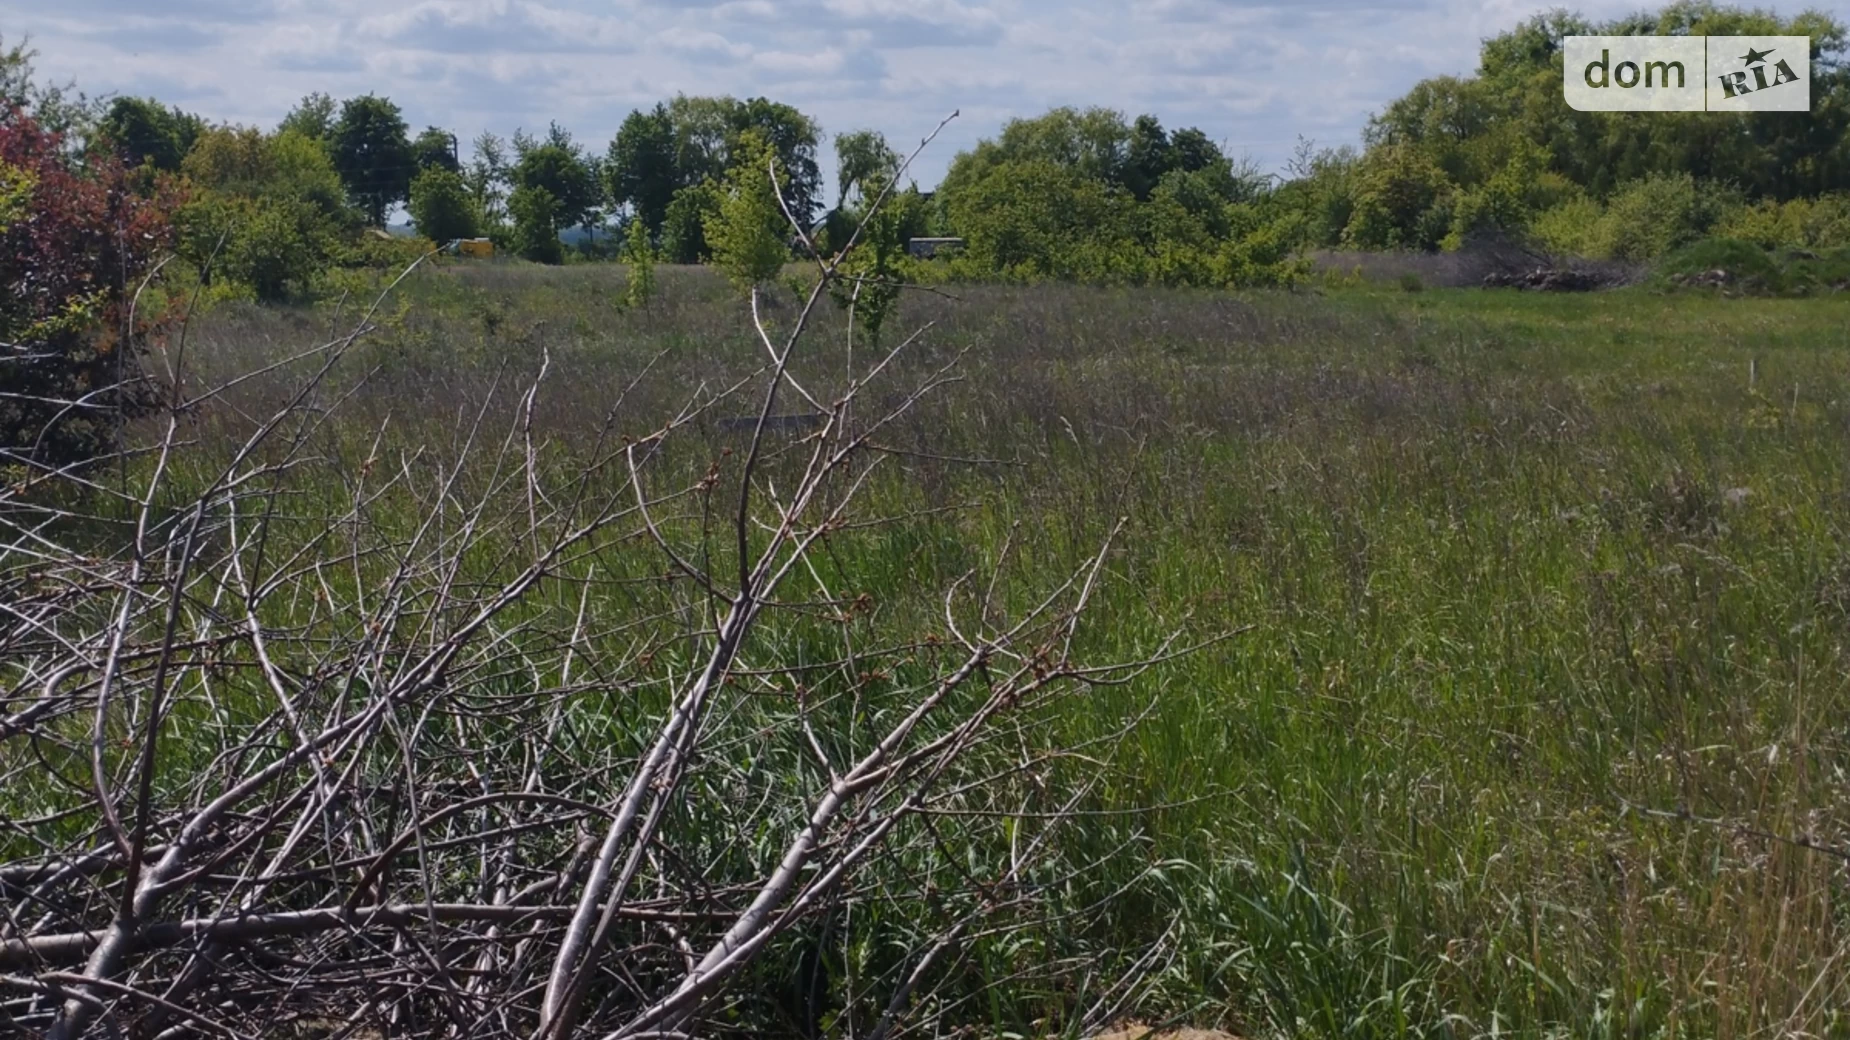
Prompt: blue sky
<box><xmin>6</xmin><ymin>0</ymin><xmax>1846</xmax><ymax>188</ymax></box>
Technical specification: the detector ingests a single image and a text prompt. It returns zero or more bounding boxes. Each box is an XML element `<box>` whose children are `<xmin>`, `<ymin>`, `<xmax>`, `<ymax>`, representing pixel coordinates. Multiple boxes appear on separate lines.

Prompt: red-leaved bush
<box><xmin>2</xmin><ymin>107</ymin><xmax>180</xmax><ymax>473</ymax></box>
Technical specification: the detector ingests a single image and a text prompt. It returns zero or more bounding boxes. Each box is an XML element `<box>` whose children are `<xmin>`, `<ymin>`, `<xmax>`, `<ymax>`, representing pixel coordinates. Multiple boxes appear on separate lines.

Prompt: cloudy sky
<box><xmin>7</xmin><ymin>0</ymin><xmax>1846</xmax><ymax>187</ymax></box>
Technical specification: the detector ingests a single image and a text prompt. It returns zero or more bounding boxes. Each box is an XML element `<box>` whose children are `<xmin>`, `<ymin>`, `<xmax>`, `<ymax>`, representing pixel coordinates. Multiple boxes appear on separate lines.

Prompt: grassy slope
<box><xmin>109</xmin><ymin>267</ymin><xmax>1850</xmax><ymax>1035</ymax></box>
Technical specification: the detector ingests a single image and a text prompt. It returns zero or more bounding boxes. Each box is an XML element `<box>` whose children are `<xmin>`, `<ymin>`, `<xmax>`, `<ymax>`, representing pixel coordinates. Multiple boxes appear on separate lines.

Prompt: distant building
<box><xmin>906</xmin><ymin>237</ymin><xmax>965</xmax><ymax>259</ymax></box>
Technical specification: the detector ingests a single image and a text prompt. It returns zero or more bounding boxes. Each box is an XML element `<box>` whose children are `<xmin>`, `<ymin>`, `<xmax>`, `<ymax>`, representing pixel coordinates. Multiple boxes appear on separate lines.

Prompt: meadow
<box><xmin>6</xmin><ymin>263</ymin><xmax>1850</xmax><ymax>1038</ymax></box>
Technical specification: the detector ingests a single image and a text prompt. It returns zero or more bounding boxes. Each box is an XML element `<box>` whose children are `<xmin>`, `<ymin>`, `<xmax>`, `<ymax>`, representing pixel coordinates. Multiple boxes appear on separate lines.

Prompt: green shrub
<box><xmin>508</xmin><ymin>184</ymin><xmax>564</xmax><ymax>265</ymax></box>
<box><xmin>661</xmin><ymin>181</ymin><xmax>720</xmax><ymax>264</ymax></box>
<box><xmin>622</xmin><ymin>218</ymin><xmax>656</xmax><ymax>310</ymax></box>
<box><xmin>409</xmin><ymin>166</ymin><xmax>480</xmax><ymax>245</ymax></box>
<box><xmin>1532</xmin><ymin>175</ymin><xmax>1740</xmax><ymax>262</ymax></box>
<box><xmin>1602</xmin><ymin>173</ymin><xmax>1737</xmax><ymax>262</ymax></box>
<box><xmin>1715</xmin><ymin>193</ymin><xmax>1850</xmax><ymax>252</ymax></box>
<box><xmin>1529</xmin><ymin>196</ymin><xmax>1608</xmax><ymax>258</ymax></box>
<box><xmin>334</xmin><ymin>228</ymin><xmax>436</xmax><ymax>272</ymax></box>
<box><xmin>1656</xmin><ymin>236</ymin><xmax>1850</xmax><ymax>297</ymax></box>
<box><xmin>1341</xmin><ymin>143</ymin><xmax>1454</xmax><ymax>251</ymax></box>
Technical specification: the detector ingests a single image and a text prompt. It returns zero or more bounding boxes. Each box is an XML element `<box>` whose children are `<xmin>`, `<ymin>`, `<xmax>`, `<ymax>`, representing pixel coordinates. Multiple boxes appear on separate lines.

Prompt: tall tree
<box><xmin>331</xmin><ymin>95</ymin><xmax>413</xmax><ymax>226</ymax></box>
<box><xmin>467</xmin><ymin>131</ymin><xmax>510</xmax><ymax>225</ymax></box>
<box><xmin>665</xmin><ymin>95</ymin><xmax>736</xmax><ymax>186</ymax></box>
<box><xmin>937</xmin><ymin>106</ymin><xmax>1133</xmax><ymax>203</ymax></box>
<box><xmin>411</xmin><ymin>126</ymin><xmax>460</xmax><ymax>174</ymax></box>
<box><xmin>511</xmin><ymin>123</ymin><xmax>599</xmax><ymax>240</ymax></box>
<box><xmin>94</xmin><ymin>97</ymin><xmax>204</xmax><ymax>173</ymax></box>
<box><xmin>730</xmin><ymin>97</ymin><xmax>822</xmax><ymax>226</ymax></box>
<box><xmin>660</xmin><ymin>95</ymin><xmax>822</xmax><ymax>225</ymax></box>
<box><xmin>508</xmin><ymin>183</ymin><xmax>563</xmax><ymax>264</ymax></box>
<box><xmin>605</xmin><ymin>104</ymin><xmax>677</xmax><ymax>235</ymax></box>
<box><xmin>1124</xmin><ymin>114</ymin><xmax>1171</xmax><ymax>200</ymax></box>
<box><xmin>833</xmin><ymin>128</ymin><xmax>897</xmax><ymax>210</ymax></box>
<box><xmin>278</xmin><ymin>92</ymin><xmax>338</xmax><ymax>143</ymax></box>
<box><xmin>1167</xmin><ymin>127</ymin><xmax>1226</xmax><ymax>175</ymax></box>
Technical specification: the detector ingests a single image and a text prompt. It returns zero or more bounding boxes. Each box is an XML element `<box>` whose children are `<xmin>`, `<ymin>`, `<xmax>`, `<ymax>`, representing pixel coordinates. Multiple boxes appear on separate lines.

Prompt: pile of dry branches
<box><xmin>1</xmin><ymin>141</ymin><xmax>1189</xmax><ymax>1039</ymax></box>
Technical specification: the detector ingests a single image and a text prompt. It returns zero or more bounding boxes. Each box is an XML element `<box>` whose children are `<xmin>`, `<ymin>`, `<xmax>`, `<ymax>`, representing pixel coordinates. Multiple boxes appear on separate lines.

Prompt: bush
<box><xmin>176</xmin><ymin>126</ymin><xmax>355</xmax><ymax>301</ymax></box>
<box><xmin>1655</xmin><ymin>237</ymin><xmax>1850</xmax><ymax>295</ymax></box>
<box><xmin>1715</xmin><ymin>193</ymin><xmax>1850</xmax><ymax>252</ymax></box>
<box><xmin>1342</xmin><ymin>143</ymin><xmax>1454</xmax><ymax>251</ymax></box>
<box><xmin>660</xmin><ymin>181</ymin><xmax>719</xmax><ymax>264</ymax></box>
<box><xmin>1602</xmin><ymin>173</ymin><xmax>1736</xmax><ymax>262</ymax></box>
<box><xmin>1</xmin><ymin>110</ymin><xmax>178</xmax><ymax>473</ymax></box>
<box><xmin>944</xmin><ymin>159</ymin><xmax>1136</xmax><ymax>282</ymax></box>
<box><xmin>508</xmin><ymin>184</ymin><xmax>564</xmax><ymax>265</ymax></box>
<box><xmin>334</xmin><ymin>228</ymin><xmax>437</xmax><ymax>272</ymax></box>
<box><xmin>1531</xmin><ymin>174</ymin><xmax>1740</xmax><ymax>262</ymax></box>
<box><xmin>1529</xmin><ymin>196</ymin><xmax>1608</xmax><ymax>258</ymax></box>
<box><xmin>409</xmin><ymin>166</ymin><xmax>480</xmax><ymax>245</ymax></box>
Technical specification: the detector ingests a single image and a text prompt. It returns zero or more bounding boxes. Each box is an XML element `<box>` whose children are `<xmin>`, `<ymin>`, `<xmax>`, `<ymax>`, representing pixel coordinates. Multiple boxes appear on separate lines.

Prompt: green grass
<box><xmin>16</xmin><ymin>264</ymin><xmax>1850</xmax><ymax>1037</ymax></box>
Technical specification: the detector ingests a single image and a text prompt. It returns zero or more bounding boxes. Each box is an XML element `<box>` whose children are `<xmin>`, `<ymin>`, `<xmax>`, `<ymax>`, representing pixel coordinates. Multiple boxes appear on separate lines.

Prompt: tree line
<box><xmin>5</xmin><ymin>0</ymin><xmax>1850</xmax><ymax>307</ymax></box>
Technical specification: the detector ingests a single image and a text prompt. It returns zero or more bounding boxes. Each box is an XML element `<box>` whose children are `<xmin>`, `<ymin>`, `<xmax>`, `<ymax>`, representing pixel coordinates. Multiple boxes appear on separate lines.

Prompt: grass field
<box><xmin>10</xmin><ymin>264</ymin><xmax>1850</xmax><ymax>1038</ymax></box>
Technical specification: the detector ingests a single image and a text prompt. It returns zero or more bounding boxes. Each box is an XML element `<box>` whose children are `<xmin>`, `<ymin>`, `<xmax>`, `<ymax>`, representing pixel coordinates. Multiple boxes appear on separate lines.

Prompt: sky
<box><xmin>6</xmin><ymin>0</ymin><xmax>1847</xmax><ymax>190</ymax></box>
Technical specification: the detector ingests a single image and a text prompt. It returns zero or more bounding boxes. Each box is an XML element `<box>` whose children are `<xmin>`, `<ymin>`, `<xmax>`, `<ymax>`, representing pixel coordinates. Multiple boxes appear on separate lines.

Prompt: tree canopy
<box><xmin>332</xmin><ymin>95</ymin><xmax>414</xmax><ymax>226</ymax></box>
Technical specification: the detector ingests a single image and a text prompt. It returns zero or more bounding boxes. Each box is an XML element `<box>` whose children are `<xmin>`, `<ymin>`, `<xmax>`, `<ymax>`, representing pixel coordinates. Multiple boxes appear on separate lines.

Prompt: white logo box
<box><xmin>1564</xmin><ymin>36</ymin><xmax>1810</xmax><ymax>112</ymax></box>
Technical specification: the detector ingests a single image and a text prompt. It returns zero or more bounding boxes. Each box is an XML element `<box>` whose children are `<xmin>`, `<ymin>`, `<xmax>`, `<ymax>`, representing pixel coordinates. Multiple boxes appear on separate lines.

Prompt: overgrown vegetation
<box><xmin>4</xmin><ymin>4</ymin><xmax>1850</xmax><ymax>1034</ymax></box>
<box><xmin>6</xmin><ymin>1</ymin><xmax>1846</xmax><ymax>307</ymax></box>
<box><xmin>9</xmin><ymin>262</ymin><xmax>1850</xmax><ymax>1036</ymax></box>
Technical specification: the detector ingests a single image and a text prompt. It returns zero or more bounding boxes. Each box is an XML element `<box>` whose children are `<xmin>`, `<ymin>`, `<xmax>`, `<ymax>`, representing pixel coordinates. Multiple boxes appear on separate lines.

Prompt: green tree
<box><xmin>94</xmin><ymin>97</ymin><xmax>203</xmax><ymax>173</ymax></box>
<box><xmin>705</xmin><ymin>132</ymin><xmax>790</xmax><ymax>291</ymax></box>
<box><xmin>513</xmin><ymin>124</ymin><xmax>601</xmax><ymax>242</ymax></box>
<box><xmin>622</xmin><ymin>217</ymin><xmax>657</xmax><ymax>310</ymax></box>
<box><xmin>278</xmin><ymin>92</ymin><xmax>338</xmax><ymax>143</ymax></box>
<box><xmin>665</xmin><ymin>95</ymin><xmax>735</xmax><ymax>185</ymax></box>
<box><xmin>409</xmin><ymin>166</ymin><xmax>479</xmax><ymax>244</ymax></box>
<box><xmin>833</xmin><ymin>128</ymin><xmax>898</xmax><ymax>210</ymax></box>
<box><xmin>0</xmin><ymin>33</ymin><xmax>99</xmax><ymax>145</ymax></box>
<box><xmin>467</xmin><ymin>131</ymin><xmax>510</xmax><ymax>227</ymax></box>
<box><xmin>731</xmin><ymin>97</ymin><xmax>823</xmax><ymax>226</ymax></box>
<box><xmin>176</xmin><ymin>126</ymin><xmax>353</xmax><ymax>300</ymax></box>
<box><xmin>944</xmin><ymin>159</ymin><xmax>1137</xmax><ymax>282</ymax></box>
<box><xmin>605</xmin><ymin>104</ymin><xmax>678</xmax><ymax>235</ymax></box>
<box><xmin>1368</xmin><ymin>4</ymin><xmax>1849</xmax><ymax>204</ymax></box>
<box><xmin>331</xmin><ymin>95</ymin><xmax>413</xmax><ymax>226</ymax></box>
<box><xmin>1168</xmin><ymin>127</ymin><xmax>1226</xmax><ymax>174</ymax></box>
<box><xmin>508</xmin><ymin>183</ymin><xmax>563</xmax><ymax>264</ymax></box>
<box><xmin>1124</xmin><ymin>114</ymin><xmax>1172</xmax><ymax>201</ymax></box>
<box><xmin>827</xmin><ymin>175</ymin><xmax>909</xmax><ymax>348</ymax></box>
<box><xmin>1342</xmin><ymin>143</ymin><xmax>1455</xmax><ymax>250</ymax></box>
<box><xmin>411</xmin><ymin>126</ymin><xmax>460</xmax><ymax>173</ymax></box>
<box><xmin>663</xmin><ymin>95</ymin><xmax>823</xmax><ymax>226</ymax></box>
<box><xmin>660</xmin><ymin>181</ymin><xmax>720</xmax><ymax>264</ymax></box>
<box><xmin>938</xmin><ymin>107</ymin><xmax>1133</xmax><ymax>204</ymax></box>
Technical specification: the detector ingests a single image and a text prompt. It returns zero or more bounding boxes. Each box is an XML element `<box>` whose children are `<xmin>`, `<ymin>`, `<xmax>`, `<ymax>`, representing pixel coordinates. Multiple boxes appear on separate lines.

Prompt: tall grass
<box><xmin>18</xmin><ymin>264</ymin><xmax>1850</xmax><ymax>1037</ymax></box>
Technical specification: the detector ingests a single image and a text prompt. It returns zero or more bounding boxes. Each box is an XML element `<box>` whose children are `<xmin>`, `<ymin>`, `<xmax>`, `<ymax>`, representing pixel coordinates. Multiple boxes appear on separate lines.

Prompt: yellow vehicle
<box><xmin>456</xmin><ymin>238</ymin><xmax>495</xmax><ymax>259</ymax></box>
